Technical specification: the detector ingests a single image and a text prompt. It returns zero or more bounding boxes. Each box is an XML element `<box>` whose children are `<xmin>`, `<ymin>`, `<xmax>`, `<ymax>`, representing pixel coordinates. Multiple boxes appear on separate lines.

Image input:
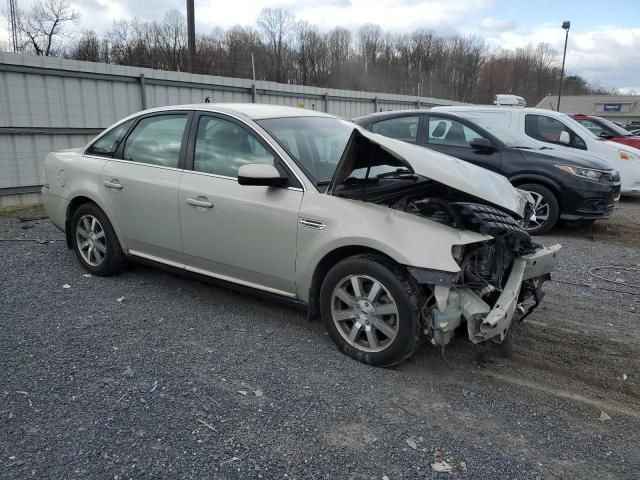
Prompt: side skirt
<box><xmin>126</xmin><ymin>253</ymin><xmax>308</xmax><ymax>313</ymax></box>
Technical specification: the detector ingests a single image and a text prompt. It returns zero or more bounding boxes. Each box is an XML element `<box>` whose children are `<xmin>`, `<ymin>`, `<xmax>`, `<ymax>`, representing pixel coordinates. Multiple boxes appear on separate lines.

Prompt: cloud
<box><xmin>481</xmin><ymin>25</ymin><xmax>640</xmax><ymax>91</ymax></box>
<box><xmin>480</xmin><ymin>17</ymin><xmax>517</xmax><ymax>32</ymax></box>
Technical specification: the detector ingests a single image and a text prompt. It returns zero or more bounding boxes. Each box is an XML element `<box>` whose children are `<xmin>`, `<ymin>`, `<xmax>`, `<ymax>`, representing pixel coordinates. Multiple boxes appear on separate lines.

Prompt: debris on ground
<box><xmin>116</xmin><ymin>296</ymin><xmax>125</xmax><ymax>303</ymax></box>
<box><xmin>599</xmin><ymin>410</ymin><xmax>612</xmax><ymax>422</ymax></box>
<box><xmin>254</xmin><ymin>389</ymin><xmax>264</xmax><ymax>397</ymax></box>
<box><xmin>405</xmin><ymin>438</ymin><xmax>417</xmax><ymax>450</ymax></box>
<box><xmin>431</xmin><ymin>461</ymin><xmax>454</xmax><ymax>472</ymax></box>
<box><xmin>62</xmin><ymin>284</ymin><xmax>71</xmax><ymax>289</ymax></box>
<box><xmin>237</xmin><ymin>390</ymin><xmax>248</xmax><ymax>396</ymax></box>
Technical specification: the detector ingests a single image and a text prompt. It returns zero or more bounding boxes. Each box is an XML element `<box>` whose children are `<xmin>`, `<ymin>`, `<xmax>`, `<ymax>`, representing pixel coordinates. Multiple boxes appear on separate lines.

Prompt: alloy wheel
<box><xmin>331</xmin><ymin>274</ymin><xmax>399</xmax><ymax>352</ymax></box>
<box><xmin>526</xmin><ymin>191</ymin><xmax>550</xmax><ymax>231</ymax></box>
<box><xmin>75</xmin><ymin>214</ymin><xmax>107</xmax><ymax>266</ymax></box>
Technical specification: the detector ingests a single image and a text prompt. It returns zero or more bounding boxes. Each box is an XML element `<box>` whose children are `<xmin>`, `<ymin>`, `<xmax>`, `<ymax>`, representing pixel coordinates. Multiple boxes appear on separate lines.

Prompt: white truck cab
<box><xmin>431</xmin><ymin>105</ymin><xmax>640</xmax><ymax>196</ymax></box>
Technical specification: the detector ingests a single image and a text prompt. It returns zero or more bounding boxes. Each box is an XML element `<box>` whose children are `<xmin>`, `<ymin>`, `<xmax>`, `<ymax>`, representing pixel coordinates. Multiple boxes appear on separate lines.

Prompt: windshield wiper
<box><xmin>376</xmin><ymin>168</ymin><xmax>416</xmax><ymax>179</ymax></box>
<box><xmin>512</xmin><ymin>146</ymin><xmax>531</xmax><ymax>149</ymax></box>
<box><xmin>316</xmin><ymin>180</ymin><xmax>331</xmax><ymax>186</ymax></box>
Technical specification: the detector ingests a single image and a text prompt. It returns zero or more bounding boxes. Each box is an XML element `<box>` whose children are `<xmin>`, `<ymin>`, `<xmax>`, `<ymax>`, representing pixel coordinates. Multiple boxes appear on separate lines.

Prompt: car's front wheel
<box><xmin>519</xmin><ymin>183</ymin><xmax>560</xmax><ymax>235</ymax></box>
<box><xmin>70</xmin><ymin>203</ymin><xmax>125</xmax><ymax>276</ymax></box>
<box><xmin>320</xmin><ymin>254</ymin><xmax>423</xmax><ymax>367</ymax></box>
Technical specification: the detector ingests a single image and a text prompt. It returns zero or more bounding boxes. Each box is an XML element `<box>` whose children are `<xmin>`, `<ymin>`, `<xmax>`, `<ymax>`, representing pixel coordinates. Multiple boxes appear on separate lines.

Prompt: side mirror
<box><xmin>558</xmin><ymin>131</ymin><xmax>571</xmax><ymax>145</ymax></box>
<box><xmin>470</xmin><ymin>138</ymin><xmax>496</xmax><ymax>152</ymax></box>
<box><xmin>237</xmin><ymin>163</ymin><xmax>288</xmax><ymax>187</ymax></box>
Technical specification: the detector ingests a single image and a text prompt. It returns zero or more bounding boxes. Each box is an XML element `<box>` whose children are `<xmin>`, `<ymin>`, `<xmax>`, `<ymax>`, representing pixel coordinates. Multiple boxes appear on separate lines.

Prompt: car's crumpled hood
<box><xmin>328</xmin><ymin>128</ymin><xmax>529</xmax><ymax>218</ymax></box>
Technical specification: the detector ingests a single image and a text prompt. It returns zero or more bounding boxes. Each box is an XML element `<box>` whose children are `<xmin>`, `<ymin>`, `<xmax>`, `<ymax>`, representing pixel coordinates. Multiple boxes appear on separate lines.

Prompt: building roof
<box><xmin>535</xmin><ymin>95</ymin><xmax>640</xmax><ymax>119</ymax></box>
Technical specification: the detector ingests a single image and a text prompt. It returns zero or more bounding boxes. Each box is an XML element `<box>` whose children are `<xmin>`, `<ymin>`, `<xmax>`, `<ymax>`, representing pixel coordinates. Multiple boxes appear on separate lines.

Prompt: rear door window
<box><xmin>86</xmin><ymin>119</ymin><xmax>134</xmax><ymax>157</ymax></box>
<box><xmin>370</xmin><ymin>116</ymin><xmax>419</xmax><ymax>143</ymax></box>
<box><xmin>122</xmin><ymin>114</ymin><xmax>188</xmax><ymax>168</ymax></box>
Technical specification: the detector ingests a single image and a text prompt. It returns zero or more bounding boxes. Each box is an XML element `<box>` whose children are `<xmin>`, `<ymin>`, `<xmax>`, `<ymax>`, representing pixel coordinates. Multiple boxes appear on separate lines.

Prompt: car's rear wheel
<box><xmin>320</xmin><ymin>254</ymin><xmax>423</xmax><ymax>367</ymax></box>
<box><xmin>519</xmin><ymin>183</ymin><xmax>560</xmax><ymax>235</ymax></box>
<box><xmin>71</xmin><ymin>203</ymin><xmax>125</xmax><ymax>276</ymax></box>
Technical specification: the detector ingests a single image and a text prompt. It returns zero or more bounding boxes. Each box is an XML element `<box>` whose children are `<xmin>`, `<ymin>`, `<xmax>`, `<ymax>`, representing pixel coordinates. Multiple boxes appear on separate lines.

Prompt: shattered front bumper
<box><xmin>430</xmin><ymin>244</ymin><xmax>561</xmax><ymax>345</ymax></box>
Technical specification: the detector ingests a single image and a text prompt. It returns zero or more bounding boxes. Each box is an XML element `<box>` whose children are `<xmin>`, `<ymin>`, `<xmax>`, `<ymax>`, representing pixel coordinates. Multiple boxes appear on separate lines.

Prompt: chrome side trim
<box><xmin>181</xmin><ymin>169</ymin><xmax>304</xmax><ymax>192</ymax></box>
<box><xmin>105</xmin><ymin>158</ymin><xmax>185</xmax><ymax>172</ymax></box>
<box><xmin>128</xmin><ymin>249</ymin><xmax>185</xmax><ymax>269</ymax></box>
<box><xmin>127</xmin><ymin>249</ymin><xmax>297</xmax><ymax>299</ymax></box>
<box><xmin>299</xmin><ymin>218</ymin><xmax>327</xmax><ymax>230</ymax></box>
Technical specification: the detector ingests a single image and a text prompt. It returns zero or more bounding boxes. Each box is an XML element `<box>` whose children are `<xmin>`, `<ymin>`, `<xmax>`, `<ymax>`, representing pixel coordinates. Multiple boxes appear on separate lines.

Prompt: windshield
<box><xmin>594</xmin><ymin>117</ymin><xmax>632</xmax><ymax>137</ymax></box>
<box><xmin>482</xmin><ymin>126</ymin><xmax>543</xmax><ymax>149</ymax></box>
<box><xmin>559</xmin><ymin>114</ymin><xmax>599</xmax><ymax>139</ymax></box>
<box><xmin>257</xmin><ymin>117</ymin><xmax>354</xmax><ymax>184</ymax></box>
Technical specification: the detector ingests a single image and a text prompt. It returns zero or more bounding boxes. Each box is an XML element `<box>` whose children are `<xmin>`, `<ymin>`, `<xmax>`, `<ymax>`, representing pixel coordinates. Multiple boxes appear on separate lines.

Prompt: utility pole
<box><xmin>8</xmin><ymin>0</ymin><xmax>19</xmax><ymax>53</ymax></box>
<box><xmin>186</xmin><ymin>0</ymin><xmax>196</xmax><ymax>72</ymax></box>
<box><xmin>557</xmin><ymin>21</ymin><xmax>571</xmax><ymax>111</ymax></box>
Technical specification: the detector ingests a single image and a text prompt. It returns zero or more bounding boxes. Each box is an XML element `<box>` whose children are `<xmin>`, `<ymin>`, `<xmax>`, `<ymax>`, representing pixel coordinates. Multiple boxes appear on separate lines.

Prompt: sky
<box><xmin>2</xmin><ymin>0</ymin><xmax>639</xmax><ymax>93</ymax></box>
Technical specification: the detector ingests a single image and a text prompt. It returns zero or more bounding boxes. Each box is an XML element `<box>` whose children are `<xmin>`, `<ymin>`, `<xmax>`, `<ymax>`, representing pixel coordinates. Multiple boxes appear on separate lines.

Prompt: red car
<box><xmin>571</xmin><ymin>114</ymin><xmax>640</xmax><ymax>149</ymax></box>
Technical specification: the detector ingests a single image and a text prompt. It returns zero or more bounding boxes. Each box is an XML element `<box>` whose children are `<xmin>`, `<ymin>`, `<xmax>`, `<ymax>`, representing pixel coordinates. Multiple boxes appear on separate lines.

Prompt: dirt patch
<box><xmin>554</xmin><ymin>197</ymin><xmax>640</xmax><ymax>247</ymax></box>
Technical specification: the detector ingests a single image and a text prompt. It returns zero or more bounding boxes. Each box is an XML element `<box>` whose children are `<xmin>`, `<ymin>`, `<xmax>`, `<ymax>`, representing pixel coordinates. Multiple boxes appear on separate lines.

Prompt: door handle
<box><xmin>186</xmin><ymin>197</ymin><xmax>214</xmax><ymax>209</ymax></box>
<box><xmin>103</xmin><ymin>179</ymin><xmax>123</xmax><ymax>190</ymax></box>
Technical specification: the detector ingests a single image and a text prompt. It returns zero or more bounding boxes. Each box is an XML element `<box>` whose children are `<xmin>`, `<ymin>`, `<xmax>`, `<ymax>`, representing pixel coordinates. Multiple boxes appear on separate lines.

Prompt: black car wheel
<box><xmin>320</xmin><ymin>254</ymin><xmax>423</xmax><ymax>367</ymax></box>
<box><xmin>519</xmin><ymin>183</ymin><xmax>560</xmax><ymax>235</ymax></box>
<box><xmin>71</xmin><ymin>203</ymin><xmax>126</xmax><ymax>276</ymax></box>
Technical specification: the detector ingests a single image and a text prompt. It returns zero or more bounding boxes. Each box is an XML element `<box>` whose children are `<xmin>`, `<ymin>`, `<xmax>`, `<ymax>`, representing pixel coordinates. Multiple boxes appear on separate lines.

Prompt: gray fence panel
<box><xmin>0</xmin><ymin>52</ymin><xmax>466</xmax><ymax>192</ymax></box>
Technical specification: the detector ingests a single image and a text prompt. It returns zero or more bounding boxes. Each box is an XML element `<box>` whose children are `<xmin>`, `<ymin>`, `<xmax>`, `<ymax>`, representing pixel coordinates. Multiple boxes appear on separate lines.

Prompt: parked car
<box><xmin>631</xmin><ymin>129</ymin><xmax>640</xmax><ymax>136</ymax></box>
<box><xmin>41</xmin><ymin>104</ymin><xmax>559</xmax><ymax>367</ymax></box>
<box><xmin>353</xmin><ymin>110</ymin><xmax>621</xmax><ymax>234</ymax></box>
<box><xmin>430</xmin><ymin>105</ymin><xmax>640</xmax><ymax>197</ymax></box>
<box><xmin>570</xmin><ymin>114</ymin><xmax>640</xmax><ymax>149</ymax></box>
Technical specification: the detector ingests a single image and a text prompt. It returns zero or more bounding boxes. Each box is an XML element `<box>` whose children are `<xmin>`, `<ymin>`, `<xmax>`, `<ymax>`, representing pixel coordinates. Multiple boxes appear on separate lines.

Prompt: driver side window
<box><xmin>428</xmin><ymin>116</ymin><xmax>484</xmax><ymax>148</ymax></box>
<box><xmin>525</xmin><ymin>114</ymin><xmax>586</xmax><ymax>149</ymax></box>
<box><xmin>194</xmin><ymin>116</ymin><xmax>274</xmax><ymax>178</ymax></box>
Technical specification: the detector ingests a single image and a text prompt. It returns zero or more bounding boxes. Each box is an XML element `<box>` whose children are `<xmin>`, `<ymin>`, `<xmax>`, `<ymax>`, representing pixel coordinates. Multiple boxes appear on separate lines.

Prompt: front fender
<box><xmin>295</xmin><ymin>195</ymin><xmax>491</xmax><ymax>302</ymax></box>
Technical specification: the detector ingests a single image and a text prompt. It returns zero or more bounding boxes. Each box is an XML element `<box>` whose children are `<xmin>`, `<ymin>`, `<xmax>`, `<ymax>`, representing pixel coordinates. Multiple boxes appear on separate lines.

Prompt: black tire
<box><xmin>319</xmin><ymin>254</ymin><xmax>423</xmax><ymax>367</ymax></box>
<box><xmin>519</xmin><ymin>183</ymin><xmax>560</xmax><ymax>235</ymax></box>
<box><xmin>70</xmin><ymin>202</ymin><xmax>126</xmax><ymax>276</ymax></box>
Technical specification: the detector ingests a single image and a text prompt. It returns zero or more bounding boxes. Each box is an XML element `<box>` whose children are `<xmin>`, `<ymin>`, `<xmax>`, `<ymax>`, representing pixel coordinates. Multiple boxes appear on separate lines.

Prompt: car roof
<box><xmin>433</xmin><ymin>105</ymin><xmax>572</xmax><ymax>118</ymax></box>
<box><xmin>133</xmin><ymin>103</ymin><xmax>336</xmax><ymax>121</ymax></box>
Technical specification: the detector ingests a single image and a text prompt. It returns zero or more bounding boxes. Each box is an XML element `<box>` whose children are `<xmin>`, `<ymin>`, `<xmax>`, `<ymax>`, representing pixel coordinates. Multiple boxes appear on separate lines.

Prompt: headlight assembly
<box><xmin>554</xmin><ymin>165</ymin><xmax>605</xmax><ymax>181</ymax></box>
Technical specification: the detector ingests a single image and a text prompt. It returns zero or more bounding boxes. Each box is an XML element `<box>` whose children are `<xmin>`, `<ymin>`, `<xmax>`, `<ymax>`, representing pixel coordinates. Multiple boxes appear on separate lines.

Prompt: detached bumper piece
<box><xmin>430</xmin><ymin>244</ymin><xmax>561</xmax><ymax>346</ymax></box>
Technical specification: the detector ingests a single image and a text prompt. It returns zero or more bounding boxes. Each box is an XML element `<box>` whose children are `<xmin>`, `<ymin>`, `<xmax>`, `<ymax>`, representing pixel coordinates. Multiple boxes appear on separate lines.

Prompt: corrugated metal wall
<box><xmin>0</xmin><ymin>52</ymin><xmax>466</xmax><ymax>193</ymax></box>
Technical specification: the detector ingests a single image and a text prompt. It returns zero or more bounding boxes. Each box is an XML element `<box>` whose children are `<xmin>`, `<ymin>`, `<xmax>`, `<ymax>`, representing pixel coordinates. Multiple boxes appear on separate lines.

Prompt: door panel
<box><xmin>179</xmin><ymin>113</ymin><xmax>303</xmax><ymax>296</ymax></box>
<box><xmin>180</xmin><ymin>174</ymin><xmax>302</xmax><ymax>295</ymax></box>
<box><xmin>101</xmin><ymin>160</ymin><xmax>183</xmax><ymax>261</ymax></box>
<box><xmin>423</xmin><ymin>115</ymin><xmax>502</xmax><ymax>173</ymax></box>
<box><xmin>99</xmin><ymin>112</ymin><xmax>191</xmax><ymax>262</ymax></box>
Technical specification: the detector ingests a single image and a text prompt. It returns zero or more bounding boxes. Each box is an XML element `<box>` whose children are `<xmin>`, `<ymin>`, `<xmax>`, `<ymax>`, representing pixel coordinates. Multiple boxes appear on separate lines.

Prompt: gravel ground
<box><xmin>1</xmin><ymin>200</ymin><xmax>639</xmax><ymax>479</ymax></box>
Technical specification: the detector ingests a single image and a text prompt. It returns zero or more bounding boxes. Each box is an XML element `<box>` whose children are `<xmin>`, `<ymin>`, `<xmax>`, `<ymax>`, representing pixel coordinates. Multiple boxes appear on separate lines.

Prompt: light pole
<box><xmin>557</xmin><ymin>21</ymin><xmax>571</xmax><ymax>111</ymax></box>
<box><xmin>186</xmin><ymin>0</ymin><xmax>196</xmax><ymax>73</ymax></box>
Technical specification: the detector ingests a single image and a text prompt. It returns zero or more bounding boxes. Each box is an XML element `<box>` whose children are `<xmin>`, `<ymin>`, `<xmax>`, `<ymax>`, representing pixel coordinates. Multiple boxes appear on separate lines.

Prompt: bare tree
<box><xmin>18</xmin><ymin>0</ymin><xmax>79</xmax><ymax>56</ymax></box>
<box><xmin>57</xmin><ymin>6</ymin><xmax>611</xmax><ymax>104</ymax></box>
<box><xmin>257</xmin><ymin>8</ymin><xmax>295</xmax><ymax>83</ymax></box>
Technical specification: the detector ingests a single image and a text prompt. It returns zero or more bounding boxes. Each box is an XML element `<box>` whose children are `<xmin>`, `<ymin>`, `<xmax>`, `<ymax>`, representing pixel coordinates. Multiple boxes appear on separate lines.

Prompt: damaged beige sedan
<box><xmin>42</xmin><ymin>104</ymin><xmax>560</xmax><ymax>366</ymax></box>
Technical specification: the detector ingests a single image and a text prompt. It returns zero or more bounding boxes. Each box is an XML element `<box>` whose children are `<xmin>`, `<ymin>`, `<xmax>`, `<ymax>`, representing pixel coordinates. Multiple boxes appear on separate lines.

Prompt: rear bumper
<box><xmin>41</xmin><ymin>187</ymin><xmax>68</xmax><ymax>231</ymax></box>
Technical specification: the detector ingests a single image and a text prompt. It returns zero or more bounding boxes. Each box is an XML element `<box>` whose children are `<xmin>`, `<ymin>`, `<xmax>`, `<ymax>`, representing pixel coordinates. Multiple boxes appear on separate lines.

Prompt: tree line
<box><xmin>8</xmin><ymin>0</ymin><xmax>613</xmax><ymax>105</ymax></box>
